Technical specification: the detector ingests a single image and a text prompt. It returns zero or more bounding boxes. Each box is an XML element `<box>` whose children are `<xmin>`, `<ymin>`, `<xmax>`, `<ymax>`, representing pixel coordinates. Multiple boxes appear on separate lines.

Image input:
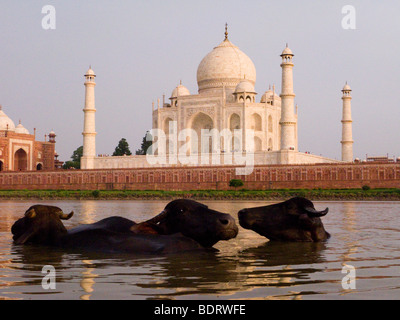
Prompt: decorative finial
<box><xmin>0</xmin><ymin>105</ymin><xmax>2</xmax><ymax>110</ymax></box>
<box><xmin>180</xmin><ymin>79</ymin><xmax>182</xmax><ymax>85</ymax></box>
<box><xmin>286</xmin><ymin>43</ymin><xmax>288</xmax><ymax>48</ymax></box>
<box><xmin>225</xmin><ymin>23</ymin><xmax>228</xmax><ymax>40</ymax></box>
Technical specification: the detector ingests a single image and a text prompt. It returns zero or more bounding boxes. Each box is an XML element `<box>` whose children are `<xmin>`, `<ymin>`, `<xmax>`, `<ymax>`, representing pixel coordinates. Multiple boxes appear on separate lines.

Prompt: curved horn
<box><xmin>304</xmin><ymin>206</ymin><xmax>329</xmax><ymax>218</ymax></box>
<box><xmin>58</xmin><ymin>210</ymin><xmax>74</xmax><ymax>220</ymax></box>
<box><xmin>145</xmin><ymin>209</ymin><xmax>168</xmax><ymax>224</ymax></box>
<box><xmin>25</xmin><ymin>208</ymin><xmax>36</xmax><ymax>219</ymax></box>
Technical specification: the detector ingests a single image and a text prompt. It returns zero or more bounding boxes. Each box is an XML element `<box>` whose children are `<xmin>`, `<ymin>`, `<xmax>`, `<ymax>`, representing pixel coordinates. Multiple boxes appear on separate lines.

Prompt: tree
<box><xmin>71</xmin><ymin>146</ymin><xmax>83</xmax><ymax>162</ymax></box>
<box><xmin>136</xmin><ymin>131</ymin><xmax>153</xmax><ymax>155</ymax></box>
<box><xmin>63</xmin><ymin>146</ymin><xmax>83</xmax><ymax>169</ymax></box>
<box><xmin>113</xmin><ymin>138</ymin><xmax>132</xmax><ymax>156</ymax></box>
<box><xmin>229</xmin><ymin>179</ymin><xmax>244</xmax><ymax>190</ymax></box>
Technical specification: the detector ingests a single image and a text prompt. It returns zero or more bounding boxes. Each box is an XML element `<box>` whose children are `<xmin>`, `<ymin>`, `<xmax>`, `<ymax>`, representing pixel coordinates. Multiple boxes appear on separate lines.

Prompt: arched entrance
<box><xmin>0</xmin><ymin>161</ymin><xmax>3</xmax><ymax>172</ymax></box>
<box><xmin>190</xmin><ymin>112</ymin><xmax>214</xmax><ymax>154</ymax></box>
<box><xmin>163</xmin><ymin>117</ymin><xmax>175</xmax><ymax>155</ymax></box>
<box><xmin>36</xmin><ymin>163</ymin><xmax>43</xmax><ymax>171</ymax></box>
<box><xmin>268</xmin><ymin>138</ymin><xmax>273</xmax><ymax>151</ymax></box>
<box><xmin>250</xmin><ymin>113</ymin><xmax>262</xmax><ymax>131</ymax></box>
<box><xmin>254</xmin><ymin>136</ymin><xmax>262</xmax><ymax>151</ymax></box>
<box><xmin>14</xmin><ymin>149</ymin><xmax>28</xmax><ymax>171</ymax></box>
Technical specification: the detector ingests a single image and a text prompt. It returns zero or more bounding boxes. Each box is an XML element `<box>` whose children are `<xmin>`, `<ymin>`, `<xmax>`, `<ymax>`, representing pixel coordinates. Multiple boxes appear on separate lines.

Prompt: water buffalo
<box><xmin>11</xmin><ymin>199</ymin><xmax>238</xmax><ymax>254</ymax></box>
<box><xmin>238</xmin><ymin>197</ymin><xmax>330</xmax><ymax>242</ymax></box>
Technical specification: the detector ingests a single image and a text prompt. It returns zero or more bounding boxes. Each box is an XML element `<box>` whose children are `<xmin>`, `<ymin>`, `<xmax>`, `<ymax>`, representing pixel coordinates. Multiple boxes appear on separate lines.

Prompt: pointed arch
<box><xmin>189</xmin><ymin>112</ymin><xmax>214</xmax><ymax>154</ymax></box>
<box><xmin>268</xmin><ymin>115</ymin><xmax>273</xmax><ymax>132</ymax></box>
<box><xmin>250</xmin><ymin>113</ymin><xmax>262</xmax><ymax>131</ymax></box>
<box><xmin>14</xmin><ymin>148</ymin><xmax>28</xmax><ymax>171</ymax></box>
<box><xmin>268</xmin><ymin>138</ymin><xmax>273</xmax><ymax>151</ymax></box>
<box><xmin>163</xmin><ymin>117</ymin><xmax>174</xmax><ymax>134</ymax></box>
<box><xmin>229</xmin><ymin>113</ymin><xmax>241</xmax><ymax>131</ymax></box>
<box><xmin>254</xmin><ymin>136</ymin><xmax>262</xmax><ymax>151</ymax></box>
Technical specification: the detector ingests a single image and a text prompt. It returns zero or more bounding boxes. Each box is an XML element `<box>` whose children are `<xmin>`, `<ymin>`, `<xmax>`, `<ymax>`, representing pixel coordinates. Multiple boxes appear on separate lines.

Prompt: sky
<box><xmin>0</xmin><ymin>0</ymin><xmax>399</xmax><ymax>162</ymax></box>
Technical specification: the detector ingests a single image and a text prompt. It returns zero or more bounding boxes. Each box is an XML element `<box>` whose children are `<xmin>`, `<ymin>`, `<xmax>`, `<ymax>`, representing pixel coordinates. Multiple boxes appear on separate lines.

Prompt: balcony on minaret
<box><xmin>84</xmin><ymin>67</ymin><xmax>96</xmax><ymax>83</ymax></box>
<box><xmin>342</xmin><ymin>82</ymin><xmax>352</xmax><ymax>97</ymax></box>
<box><xmin>280</xmin><ymin>45</ymin><xmax>294</xmax><ymax>64</ymax></box>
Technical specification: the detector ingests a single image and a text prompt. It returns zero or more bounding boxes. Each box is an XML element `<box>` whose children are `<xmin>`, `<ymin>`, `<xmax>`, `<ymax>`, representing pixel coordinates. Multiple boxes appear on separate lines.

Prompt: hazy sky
<box><xmin>0</xmin><ymin>1</ymin><xmax>399</xmax><ymax>162</ymax></box>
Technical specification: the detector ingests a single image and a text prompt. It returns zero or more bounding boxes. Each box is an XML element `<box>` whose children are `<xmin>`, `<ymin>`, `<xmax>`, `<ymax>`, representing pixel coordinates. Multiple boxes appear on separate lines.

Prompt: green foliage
<box><xmin>229</xmin><ymin>179</ymin><xmax>244</xmax><ymax>189</ymax></box>
<box><xmin>2</xmin><ymin>188</ymin><xmax>400</xmax><ymax>201</ymax></box>
<box><xmin>362</xmin><ymin>185</ymin><xmax>371</xmax><ymax>191</ymax></box>
<box><xmin>62</xmin><ymin>161</ymin><xmax>79</xmax><ymax>169</ymax></box>
<box><xmin>62</xmin><ymin>146</ymin><xmax>83</xmax><ymax>169</ymax></box>
<box><xmin>136</xmin><ymin>131</ymin><xmax>153</xmax><ymax>155</ymax></box>
<box><xmin>71</xmin><ymin>146</ymin><xmax>83</xmax><ymax>162</ymax></box>
<box><xmin>92</xmin><ymin>190</ymin><xmax>100</xmax><ymax>198</ymax></box>
<box><xmin>113</xmin><ymin>138</ymin><xmax>132</xmax><ymax>156</ymax></box>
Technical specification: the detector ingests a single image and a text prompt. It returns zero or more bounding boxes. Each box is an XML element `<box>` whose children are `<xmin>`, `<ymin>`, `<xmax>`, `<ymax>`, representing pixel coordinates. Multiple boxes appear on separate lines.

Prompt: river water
<box><xmin>0</xmin><ymin>200</ymin><xmax>400</xmax><ymax>300</ymax></box>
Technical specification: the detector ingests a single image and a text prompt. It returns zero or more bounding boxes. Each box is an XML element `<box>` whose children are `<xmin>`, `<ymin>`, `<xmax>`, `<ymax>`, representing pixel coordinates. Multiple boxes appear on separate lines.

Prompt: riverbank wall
<box><xmin>0</xmin><ymin>162</ymin><xmax>398</xmax><ymax>191</ymax></box>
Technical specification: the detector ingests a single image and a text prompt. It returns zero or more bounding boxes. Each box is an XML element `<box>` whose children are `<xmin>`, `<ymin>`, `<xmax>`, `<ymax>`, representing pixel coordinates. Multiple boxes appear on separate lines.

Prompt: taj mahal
<box><xmin>81</xmin><ymin>26</ymin><xmax>354</xmax><ymax>170</ymax></box>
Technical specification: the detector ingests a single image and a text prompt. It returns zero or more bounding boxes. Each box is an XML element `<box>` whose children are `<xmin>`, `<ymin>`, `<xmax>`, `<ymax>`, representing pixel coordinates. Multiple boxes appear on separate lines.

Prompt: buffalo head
<box><xmin>144</xmin><ymin>199</ymin><xmax>238</xmax><ymax>247</ymax></box>
<box><xmin>11</xmin><ymin>205</ymin><xmax>74</xmax><ymax>245</ymax></box>
<box><xmin>238</xmin><ymin>197</ymin><xmax>330</xmax><ymax>242</ymax></box>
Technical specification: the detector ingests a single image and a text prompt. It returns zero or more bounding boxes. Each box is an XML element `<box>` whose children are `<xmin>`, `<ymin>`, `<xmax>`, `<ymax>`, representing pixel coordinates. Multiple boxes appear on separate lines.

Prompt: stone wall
<box><xmin>0</xmin><ymin>162</ymin><xmax>398</xmax><ymax>191</ymax></box>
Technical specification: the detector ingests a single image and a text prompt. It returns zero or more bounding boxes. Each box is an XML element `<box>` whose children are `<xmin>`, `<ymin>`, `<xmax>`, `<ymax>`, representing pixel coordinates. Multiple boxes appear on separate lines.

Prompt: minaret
<box><xmin>341</xmin><ymin>82</ymin><xmax>353</xmax><ymax>162</ymax></box>
<box><xmin>279</xmin><ymin>45</ymin><xmax>297</xmax><ymax>151</ymax></box>
<box><xmin>81</xmin><ymin>67</ymin><xmax>97</xmax><ymax>169</ymax></box>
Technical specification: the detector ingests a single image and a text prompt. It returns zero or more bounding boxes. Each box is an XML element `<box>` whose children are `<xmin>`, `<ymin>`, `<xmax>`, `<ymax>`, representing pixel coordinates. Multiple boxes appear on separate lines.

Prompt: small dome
<box><xmin>15</xmin><ymin>122</ymin><xmax>30</xmax><ymax>134</ymax></box>
<box><xmin>260</xmin><ymin>89</ymin><xmax>281</xmax><ymax>103</ymax></box>
<box><xmin>170</xmin><ymin>84</ymin><xmax>190</xmax><ymax>98</ymax></box>
<box><xmin>281</xmin><ymin>45</ymin><xmax>294</xmax><ymax>56</ymax></box>
<box><xmin>343</xmin><ymin>83</ymin><xmax>351</xmax><ymax>91</ymax></box>
<box><xmin>234</xmin><ymin>80</ymin><xmax>255</xmax><ymax>93</ymax></box>
<box><xmin>85</xmin><ymin>67</ymin><xmax>96</xmax><ymax>76</ymax></box>
<box><xmin>0</xmin><ymin>106</ymin><xmax>16</xmax><ymax>131</ymax></box>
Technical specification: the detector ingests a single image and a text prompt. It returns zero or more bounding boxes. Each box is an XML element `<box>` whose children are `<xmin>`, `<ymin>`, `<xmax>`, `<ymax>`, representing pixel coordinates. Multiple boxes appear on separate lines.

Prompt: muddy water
<box><xmin>1</xmin><ymin>200</ymin><xmax>400</xmax><ymax>300</ymax></box>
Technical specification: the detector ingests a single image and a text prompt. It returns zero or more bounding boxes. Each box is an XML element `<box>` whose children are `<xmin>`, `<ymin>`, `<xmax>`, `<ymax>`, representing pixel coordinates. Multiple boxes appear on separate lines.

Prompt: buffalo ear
<box><xmin>24</xmin><ymin>208</ymin><xmax>36</xmax><ymax>219</ymax></box>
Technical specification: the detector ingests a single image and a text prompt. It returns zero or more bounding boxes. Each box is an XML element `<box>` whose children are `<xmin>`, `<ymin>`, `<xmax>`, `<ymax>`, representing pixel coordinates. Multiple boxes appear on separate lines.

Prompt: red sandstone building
<box><xmin>0</xmin><ymin>106</ymin><xmax>57</xmax><ymax>172</ymax></box>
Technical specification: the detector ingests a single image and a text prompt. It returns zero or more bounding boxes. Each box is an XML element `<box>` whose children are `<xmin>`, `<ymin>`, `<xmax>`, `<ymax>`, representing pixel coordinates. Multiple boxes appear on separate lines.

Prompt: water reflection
<box><xmin>338</xmin><ymin>202</ymin><xmax>359</xmax><ymax>260</ymax></box>
<box><xmin>79</xmin><ymin>202</ymin><xmax>98</xmax><ymax>224</ymax></box>
<box><xmin>80</xmin><ymin>260</ymin><xmax>98</xmax><ymax>300</ymax></box>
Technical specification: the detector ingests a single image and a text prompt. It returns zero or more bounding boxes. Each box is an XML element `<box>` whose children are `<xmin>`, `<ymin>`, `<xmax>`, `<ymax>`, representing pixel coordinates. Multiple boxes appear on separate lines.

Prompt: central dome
<box><xmin>197</xmin><ymin>38</ymin><xmax>256</xmax><ymax>93</ymax></box>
